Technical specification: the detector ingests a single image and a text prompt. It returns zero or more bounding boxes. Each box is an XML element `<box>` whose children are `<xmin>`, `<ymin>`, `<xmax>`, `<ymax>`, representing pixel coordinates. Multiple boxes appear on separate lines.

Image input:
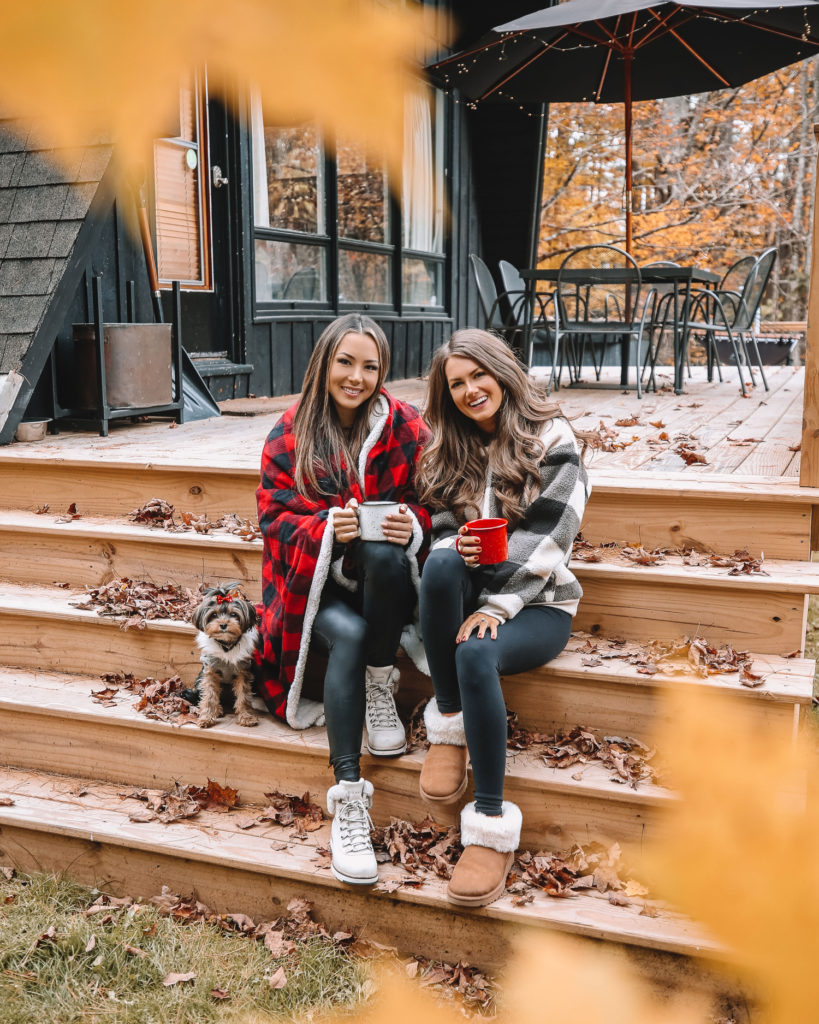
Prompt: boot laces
<box><xmin>337</xmin><ymin>797</ymin><xmax>374</xmax><ymax>854</ymax></box>
<box><xmin>367</xmin><ymin>682</ymin><xmax>400</xmax><ymax>728</ymax></box>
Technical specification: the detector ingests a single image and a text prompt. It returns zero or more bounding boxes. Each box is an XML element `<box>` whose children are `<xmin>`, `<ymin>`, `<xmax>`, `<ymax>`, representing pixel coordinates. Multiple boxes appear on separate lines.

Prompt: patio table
<box><xmin>520</xmin><ymin>265</ymin><xmax>720</xmax><ymax>394</ymax></box>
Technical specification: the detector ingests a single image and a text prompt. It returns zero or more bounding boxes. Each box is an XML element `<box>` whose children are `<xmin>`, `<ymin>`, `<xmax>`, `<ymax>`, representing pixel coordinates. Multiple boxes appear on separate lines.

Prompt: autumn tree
<box><xmin>540</xmin><ymin>57</ymin><xmax>819</xmax><ymax>320</ymax></box>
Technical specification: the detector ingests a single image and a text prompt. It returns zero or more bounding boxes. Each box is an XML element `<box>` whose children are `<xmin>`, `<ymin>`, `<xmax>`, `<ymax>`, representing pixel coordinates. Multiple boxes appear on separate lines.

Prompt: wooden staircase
<box><xmin>0</xmin><ymin>436</ymin><xmax>815</xmax><ymax>987</ymax></box>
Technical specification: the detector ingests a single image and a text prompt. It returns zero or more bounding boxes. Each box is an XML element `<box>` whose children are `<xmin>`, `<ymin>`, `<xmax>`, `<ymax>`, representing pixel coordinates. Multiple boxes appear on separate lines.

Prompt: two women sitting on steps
<box><xmin>255</xmin><ymin>317</ymin><xmax>589</xmax><ymax>906</ymax></box>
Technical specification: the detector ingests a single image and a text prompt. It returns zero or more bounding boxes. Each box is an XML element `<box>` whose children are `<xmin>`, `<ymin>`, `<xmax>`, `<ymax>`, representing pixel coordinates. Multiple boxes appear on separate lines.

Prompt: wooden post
<box><xmin>799</xmin><ymin>125</ymin><xmax>819</xmax><ymax>486</ymax></box>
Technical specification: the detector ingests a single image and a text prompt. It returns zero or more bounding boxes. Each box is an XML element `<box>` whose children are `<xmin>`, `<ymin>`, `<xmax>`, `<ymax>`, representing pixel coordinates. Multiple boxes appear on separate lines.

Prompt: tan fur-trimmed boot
<box><xmin>447</xmin><ymin>801</ymin><xmax>522</xmax><ymax>907</ymax></box>
<box><xmin>419</xmin><ymin>697</ymin><xmax>468</xmax><ymax>805</ymax></box>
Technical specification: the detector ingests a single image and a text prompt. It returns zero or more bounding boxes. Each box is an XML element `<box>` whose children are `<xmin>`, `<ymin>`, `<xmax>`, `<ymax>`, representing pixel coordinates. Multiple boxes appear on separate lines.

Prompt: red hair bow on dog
<box><xmin>216</xmin><ymin>594</ymin><xmax>234</xmax><ymax>605</ymax></box>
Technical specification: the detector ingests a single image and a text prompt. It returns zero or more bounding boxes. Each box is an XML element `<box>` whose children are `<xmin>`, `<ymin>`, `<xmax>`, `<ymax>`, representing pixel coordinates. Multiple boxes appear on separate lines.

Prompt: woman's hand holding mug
<box><xmin>455</xmin><ymin>525</ymin><xmax>481</xmax><ymax>566</ymax></box>
<box><xmin>333</xmin><ymin>499</ymin><xmax>360</xmax><ymax>544</ymax></box>
<box><xmin>381</xmin><ymin>504</ymin><xmax>412</xmax><ymax>545</ymax></box>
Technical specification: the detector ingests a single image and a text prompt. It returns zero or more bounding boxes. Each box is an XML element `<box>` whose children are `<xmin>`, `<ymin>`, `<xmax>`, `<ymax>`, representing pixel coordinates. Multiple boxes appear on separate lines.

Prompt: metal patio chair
<box><xmin>498</xmin><ymin>259</ymin><xmax>557</xmax><ymax>367</ymax></box>
<box><xmin>684</xmin><ymin>249</ymin><xmax>776</xmax><ymax>394</ymax></box>
<box><xmin>553</xmin><ymin>244</ymin><xmax>654</xmax><ymax>398</ymax></box>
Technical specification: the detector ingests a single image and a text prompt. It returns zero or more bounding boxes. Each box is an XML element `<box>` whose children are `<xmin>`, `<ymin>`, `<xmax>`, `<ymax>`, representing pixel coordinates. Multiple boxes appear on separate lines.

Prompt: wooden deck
<box><xmin>2</xmin><ymin>365</ymin><xmax>804</xmax><ymax>481</ymax></box>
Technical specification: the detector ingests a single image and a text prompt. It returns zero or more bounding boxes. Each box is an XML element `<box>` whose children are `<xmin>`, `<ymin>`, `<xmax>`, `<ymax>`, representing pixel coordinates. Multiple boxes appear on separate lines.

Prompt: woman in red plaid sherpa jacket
<box><xmin>255</xmin><ymin>314</ymin><xmax>431</xmax><ymax>886</ymax></box>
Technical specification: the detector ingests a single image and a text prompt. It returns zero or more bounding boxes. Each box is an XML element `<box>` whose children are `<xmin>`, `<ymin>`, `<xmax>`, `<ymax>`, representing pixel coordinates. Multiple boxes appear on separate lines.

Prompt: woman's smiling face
<box><xmin>327</xmin><ymin>332</ymin><xmax>380</xmax><ymax>427</ymax></box>
<box><xmin>445</xmin><ymin>355</ymin><xmax>503</xmax><ymax>434</ymax></box>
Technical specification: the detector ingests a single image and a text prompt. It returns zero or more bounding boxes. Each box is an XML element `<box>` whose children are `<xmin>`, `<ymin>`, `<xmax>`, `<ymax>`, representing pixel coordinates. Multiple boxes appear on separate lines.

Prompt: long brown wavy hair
<box><xmin>417</xmin><ymin>329</ymin><xmax>573</xmax><ymax>527</ymax></box>
<box><xmin>293</xmin><ymin>314</ymin><xmax>390</xmax><ymax>498</ymax></box>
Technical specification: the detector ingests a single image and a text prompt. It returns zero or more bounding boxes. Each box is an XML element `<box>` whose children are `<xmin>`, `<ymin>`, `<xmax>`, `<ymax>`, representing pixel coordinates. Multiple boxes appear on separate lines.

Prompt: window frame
<box><xmin>251</xmin><ymin>93</ymin><xmax>449</xmax><ymax>316</ymax></box>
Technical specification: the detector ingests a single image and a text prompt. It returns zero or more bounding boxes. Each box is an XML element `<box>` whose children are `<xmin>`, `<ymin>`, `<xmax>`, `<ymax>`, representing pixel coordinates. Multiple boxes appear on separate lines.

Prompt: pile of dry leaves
<box><xmin>119</xmin><ymin>779</ymin><xmax>239</xmax><ymax>824</ymax></box>
<box><xmin>506</xmin><ymin>711</ymin><xmax>654</xmax><ymax>786</ymax></box>
<box><xmin>232</xmin><ymin>791</ymin><xmax>325</xmax><ymax>838</ymax></box>
<box><xmin>572</xmin><ymin>535</ymin><xmax>767</xmax><ymax>576</ymax></box>
<box><xmin>71</xmin><ymin>578</ymin><xmax>199</xmax><ymax>629</ymax></box>
<box><xmin>371</xmin><ymin>816</ymin><xmax>461</xmax><ymax>884</ymax></box>
<box><xmin>93</xmin><ymin>672</ymin><xmax>200</xmax><ymax>724</ymax></box>
<box><xmin>406</xmin><ymin>699</ymin><xmax>655</xmax><ymax>785</ymax></box>
<box><xmin>570</xmin><ymin>633</ymin><xmax>767</xmax><ymax>688</ymax></box>
<box><xmin>130</xmin><ymin>499</ymin><xmax>261</xmax><ymax>542</ymax></box>
<box><xmin>508</xmin><ymin>841</ymin><xmax>651</xmax><ymax>911</ymax></box>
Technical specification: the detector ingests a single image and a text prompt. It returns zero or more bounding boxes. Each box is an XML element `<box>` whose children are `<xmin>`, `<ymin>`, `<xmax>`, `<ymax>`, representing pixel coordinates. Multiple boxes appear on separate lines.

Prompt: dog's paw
<box><xmin>236</xmin><ymin>712</ymin><xmax>259</xmax><ymax>728</ymax></box>
<box><xmin>197</xmin><ymin>714</ymin><xmax>219</xmax><ymax>729</ymax></box>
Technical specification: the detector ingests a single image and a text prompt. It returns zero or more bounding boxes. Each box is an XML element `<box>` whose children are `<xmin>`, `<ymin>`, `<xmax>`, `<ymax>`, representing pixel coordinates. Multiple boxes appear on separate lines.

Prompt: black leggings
<box><xmin>419</xmin><ymin>547</ymin><xmax>572</xmax><ymax>816</ymax></box>
<box><xmin>312</xmin><ymin>542</ymin><xmax>415</xmax><ymax>783</ymax></box>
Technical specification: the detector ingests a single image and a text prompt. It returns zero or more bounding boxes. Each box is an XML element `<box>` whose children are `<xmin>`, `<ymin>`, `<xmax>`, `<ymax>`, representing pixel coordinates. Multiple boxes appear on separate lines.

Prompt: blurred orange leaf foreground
<box><xmin>350</xmin><ymin>692</ymin><xmax>818</xmax><ymax>1024</ymax></box>
<box><xmin>0</xmin><ymin>0</ymin><xmax>434</xmax><ymax>182</ymax></box>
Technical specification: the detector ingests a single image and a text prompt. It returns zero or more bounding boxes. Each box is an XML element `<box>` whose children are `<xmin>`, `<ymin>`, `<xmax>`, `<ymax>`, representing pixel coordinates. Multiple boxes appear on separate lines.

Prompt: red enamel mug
<box><xmin>459</xmin><ymin>517</ymin><xmax>508</xmax><ymax>564</ymax></box>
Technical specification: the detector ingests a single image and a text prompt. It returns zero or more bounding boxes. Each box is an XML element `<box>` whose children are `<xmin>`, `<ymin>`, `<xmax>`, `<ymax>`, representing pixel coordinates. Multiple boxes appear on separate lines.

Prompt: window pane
<box><xmin>337</xmin><ymin>138</ymin><xmax>389</xmax><ymax>243</ymax></box>
<box><xmin>402</xmin><ymin>90</ymin><xmax>444</xmax><ymax>254</ymax></box>
<box><xmin>255</xmin><ymin>239</ymin><xmax>326</xmax><ymax>302</ymax></box>
<box><xmin>339</xmin><ymin>250</ymin><xmax>390</xmax><ymax>304</ymax></box>
<box><xmin>253</xmin><ymin>116</ymin><xmax>324</xmax><ymax>233</ymax></box>
<box><xmin>402</xmin><ymin>257</ymin><xmax>442</xmax><ymax>306</ymax></box>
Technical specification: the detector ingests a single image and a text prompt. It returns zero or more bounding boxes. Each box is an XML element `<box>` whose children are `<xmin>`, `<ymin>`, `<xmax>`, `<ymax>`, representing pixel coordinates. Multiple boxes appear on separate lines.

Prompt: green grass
<box><xmin>0</xmin><ymin>873</ymin><xmax>370</xmax><ymax>1024</ymax></box>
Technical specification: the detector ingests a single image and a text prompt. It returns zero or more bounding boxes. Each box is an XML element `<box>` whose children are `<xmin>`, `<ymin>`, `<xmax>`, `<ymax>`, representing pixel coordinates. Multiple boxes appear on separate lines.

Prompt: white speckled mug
<box><xmin>357</xmin><ymin>501</ymin><xmax>402</xmax><ymax>542</ymax></box>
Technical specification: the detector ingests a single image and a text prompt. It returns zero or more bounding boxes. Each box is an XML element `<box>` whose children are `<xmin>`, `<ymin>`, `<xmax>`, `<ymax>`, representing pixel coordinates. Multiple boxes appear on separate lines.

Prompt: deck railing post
<box><xmin>800</xmin><ymin>125</ymin><xmax>819</xmax><ymax>487</ymax></box>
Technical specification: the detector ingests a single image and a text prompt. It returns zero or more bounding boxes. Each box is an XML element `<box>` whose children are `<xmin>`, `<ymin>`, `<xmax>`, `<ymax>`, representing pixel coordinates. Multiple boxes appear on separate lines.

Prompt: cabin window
<box><xmin>250</xmin><ymin>86</ymin><xmax>446</xmax><ymax>312</ymax></box>
<box><xmin>154</xmin><ymin>71</ymin><xmax>211</xmax><ymax>290</ymax></box>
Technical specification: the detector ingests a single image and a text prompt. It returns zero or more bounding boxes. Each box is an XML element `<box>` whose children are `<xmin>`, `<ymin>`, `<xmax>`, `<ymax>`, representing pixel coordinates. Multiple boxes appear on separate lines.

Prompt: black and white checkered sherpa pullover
<box><xmin>430</xmin><ymin>416</ymin><xmax>591</xmax><ymax>620</ymax></box>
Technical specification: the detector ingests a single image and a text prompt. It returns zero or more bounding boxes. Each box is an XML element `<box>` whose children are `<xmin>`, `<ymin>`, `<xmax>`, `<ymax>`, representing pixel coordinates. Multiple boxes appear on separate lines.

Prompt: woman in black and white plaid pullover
<box><xmin>416</xmin><ymin>329</ymin><xmax>591</xmax><ymax>908</ymax></box>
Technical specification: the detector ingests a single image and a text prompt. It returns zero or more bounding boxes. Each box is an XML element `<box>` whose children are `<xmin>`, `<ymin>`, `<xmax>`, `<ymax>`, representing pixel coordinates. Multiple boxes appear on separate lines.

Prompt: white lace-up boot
<box><xmin>326</xmin><ymin>778</ymin><xmax>378</xmax><ymax>885</ymax></box>
<box><xmin>364</xmin><ymin>666</ymin><xmax>407</xmax><ymax>756</ymax></box>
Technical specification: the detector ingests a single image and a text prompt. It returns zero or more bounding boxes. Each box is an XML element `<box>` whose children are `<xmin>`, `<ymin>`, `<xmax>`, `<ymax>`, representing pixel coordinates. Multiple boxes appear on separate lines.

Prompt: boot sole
<box><xmin>365</xmin><ymin>741</ymin><xmax>407</xmax><ymax>757</ymax></box>
<box><xmin>446</xmin><ymin>851</ymin><xmax>514</xmax><ymax>907</ymax></box>
<box><xmin>419</xmin><ymin>770</ymin><xmax>468</xmax><ymax>806</ymax></box>
<box><xmin>330</xmin><ymin>864</ymin><xmax>378</xmax><ymax>886</ymax></box>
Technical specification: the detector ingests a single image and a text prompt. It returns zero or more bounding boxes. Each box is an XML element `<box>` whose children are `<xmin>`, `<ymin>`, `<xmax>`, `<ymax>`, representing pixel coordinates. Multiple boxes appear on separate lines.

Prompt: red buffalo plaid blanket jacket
<box><xmin>255</xmin><ymin>392</ymin><xmax>431</xmax><ymax>729</ymax></box>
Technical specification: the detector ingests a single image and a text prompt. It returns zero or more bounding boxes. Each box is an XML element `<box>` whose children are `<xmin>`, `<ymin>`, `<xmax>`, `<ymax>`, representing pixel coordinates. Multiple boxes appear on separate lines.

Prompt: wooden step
<box><xmin>0</xmin><ymin>667</ymin><xmax>672</xmax><ymax>850</ymax></box>
<box><xmin>0</xmin><ymin>765</ymin><xmax>719</xmax><ymax>974</ymax></box>
<box><xmin>582</xmin><ymin>473</ymin><xmax>818</xmax><ymax>559</ymax></box>
<box><xmin>1</xmin><ymin>515</ymin><xmax>816</xmax><ymax>656</ymax></box>
<box><xmin>0</xmin><ymin>510</ymin><xmax>260</xmax><ymax>593</ymax></box>
<box><xmin>0</xmin><ymin>455</ymin><xmax>260</xmax><ymax>520</ymax></box>
<box><xmin>0</xmin><ymin>578</ymin><xmax>810</xmax><ymax>732</ymax></box>
<box><xmin>572</xmin><ymin>554</ymin><xmax>819</xmax><ymax>655</ymax></box>
<box><xmin>397</xmin><ymin>645</ymin><xmax>813</xmax><ymax>739</ymax></box>
<box><xmin>1</xmin><ymin>448</ymin><xmax>815</xmax><ymax>559</ymax></box>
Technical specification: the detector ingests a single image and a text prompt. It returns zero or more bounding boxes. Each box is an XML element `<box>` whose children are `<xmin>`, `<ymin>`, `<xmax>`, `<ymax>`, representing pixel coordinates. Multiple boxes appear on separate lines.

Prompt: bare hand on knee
<box><xmin>457</xmin><ymin>612</ymin><xmax>500</xmax><ymax>642</ymax></box>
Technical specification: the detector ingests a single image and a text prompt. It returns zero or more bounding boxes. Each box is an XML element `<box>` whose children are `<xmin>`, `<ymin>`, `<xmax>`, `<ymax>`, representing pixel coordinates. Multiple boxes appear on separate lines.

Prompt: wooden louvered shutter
<box><xmin>154</xmin><ymin>72</ymin><xmax>211</xmax><ymax>289</ymax></box>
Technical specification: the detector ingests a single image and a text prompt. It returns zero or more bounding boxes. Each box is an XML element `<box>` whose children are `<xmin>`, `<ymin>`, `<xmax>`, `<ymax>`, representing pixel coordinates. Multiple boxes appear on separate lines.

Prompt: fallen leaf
<box><xmin>162</xmin><ymin>971</ymin><xmax>196</xmax><ymax>987</ymax></box>
<box><xmin>55</xmin><ymin>502</ymin><xmax>82</xmax><ymax>523</ymax></box>
<box><xmin>85</xmin><ymin>935</ymin><xmax>96</xmax><ymax>952</ymax></box>
<box><xmin>210</xmin><ymin>988</ymin><xmax>230</xmax><ymax>1000</ymax></box>
<box><xmin>649</xmin><ymin>420</ymin><xmax>666</xmax><ymax>428</ymax></box>
<box><xmin>122</xmin><ymin>943</ymin><xmax>148</xmax><ymax>958</ymax></box>
<box><xmin>0</xmin><ymin>797</ymin><xmax>14</xmax><ymax>806</ymax></box>
<box><xmin>268</xmin><ymin>966</ymin><xmax>288</xmax><ymax>989</ymax></box>
<box><xmin>615</xmin><ymin>416</ymin><xmax>640</xmax><ymax>427</ymax></box>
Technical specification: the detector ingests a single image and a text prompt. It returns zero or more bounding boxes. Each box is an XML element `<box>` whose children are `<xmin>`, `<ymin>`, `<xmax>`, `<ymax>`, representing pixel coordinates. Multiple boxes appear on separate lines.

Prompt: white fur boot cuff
<box><xmin>424</xmin><ymin>697</ymin><xmax>466</xmax><ymax>746</ymax></box>
<box><xmin>459</xmin><ymin>801</ymin><xmax>522</xmax><ymax>854</ymax></box>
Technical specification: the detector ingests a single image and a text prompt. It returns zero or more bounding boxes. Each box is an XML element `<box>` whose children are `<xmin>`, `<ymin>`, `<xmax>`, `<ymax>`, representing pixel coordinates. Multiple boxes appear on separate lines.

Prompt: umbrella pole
<box><xmin>624</xmin><ymin>50</ymin><xmax>633</xmax><ymax>255</ymax></box>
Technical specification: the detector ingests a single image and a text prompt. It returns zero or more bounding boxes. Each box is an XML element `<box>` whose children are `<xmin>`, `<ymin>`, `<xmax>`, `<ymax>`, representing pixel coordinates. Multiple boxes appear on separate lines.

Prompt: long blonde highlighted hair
<box><xmin>293</xmin><ymin>314</ymin><xmax>390</xmax><ymax>498</ymax></box>
<box><xmin>417</xmin><ymin>329</ymin><xmax>572</xmax><ymax>527</ymax></box>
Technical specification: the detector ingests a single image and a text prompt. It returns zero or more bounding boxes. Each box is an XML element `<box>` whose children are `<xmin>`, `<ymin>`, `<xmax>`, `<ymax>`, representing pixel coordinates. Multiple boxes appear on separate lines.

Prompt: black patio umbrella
<box><xmin>429</xmin><ymin>0</ymin><xmax>819</xmax><ymax>252</ymax></box>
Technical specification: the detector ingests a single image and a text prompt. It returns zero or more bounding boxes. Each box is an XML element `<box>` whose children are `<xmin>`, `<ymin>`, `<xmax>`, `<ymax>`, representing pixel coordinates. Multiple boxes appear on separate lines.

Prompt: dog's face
<box><xmin>193</xmin><ymin>585</ymin><xmax>257</xmax><ymax>650</ymax></box>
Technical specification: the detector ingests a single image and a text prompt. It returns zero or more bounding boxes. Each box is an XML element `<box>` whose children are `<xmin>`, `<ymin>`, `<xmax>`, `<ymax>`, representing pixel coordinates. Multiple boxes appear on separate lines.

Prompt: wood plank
<box><xmin>574</xmin><ymin>578</ymin><xmax>806</xmax><ymax>656</ymax></box>
<box><xmin>801</xmin><ymin>126</ymin><xmax>819</xmax><ymax>486</ymax></box>
<box><xmin>0</xmin><ymin>512</ymin><xmax>262</xmax><ymax>595</ymax></box>
<box><xmin>0</xmin><ymin>767</ymin><xmax>720</xmax><ymax>968</ymax></box>
<box><xmin>0</xmin><ymin>675</ymin><xmax>671</xmax><ymax>850</ymax></box>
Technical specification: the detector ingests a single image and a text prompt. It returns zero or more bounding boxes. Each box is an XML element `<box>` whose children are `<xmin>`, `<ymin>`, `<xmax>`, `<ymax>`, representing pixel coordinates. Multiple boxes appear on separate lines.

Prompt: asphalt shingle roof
<box><xmin>0</xmin><ymin>119</ymin><xmax>112</xmax><ymax>375</ymax></box>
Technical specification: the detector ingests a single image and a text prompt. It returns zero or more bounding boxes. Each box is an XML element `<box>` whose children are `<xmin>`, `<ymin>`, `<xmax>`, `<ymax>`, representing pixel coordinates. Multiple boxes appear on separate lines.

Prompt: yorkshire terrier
<box><xmin>192</xmin><ymin>583</ymin><xmax>260</xmax><ymax>729</ymax></box>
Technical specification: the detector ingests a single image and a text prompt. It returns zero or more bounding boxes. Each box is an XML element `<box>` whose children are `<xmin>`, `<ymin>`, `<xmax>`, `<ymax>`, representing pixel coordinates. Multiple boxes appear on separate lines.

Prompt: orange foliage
<box><xmin>0</xmin><ymin>0</ymin><xmax>440</xmax><ymax>186</ymax></box>
<box><xmin>540</xmin><ymin>59</ymin><xmax>819</xmax><ymax>318</ymax></box>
